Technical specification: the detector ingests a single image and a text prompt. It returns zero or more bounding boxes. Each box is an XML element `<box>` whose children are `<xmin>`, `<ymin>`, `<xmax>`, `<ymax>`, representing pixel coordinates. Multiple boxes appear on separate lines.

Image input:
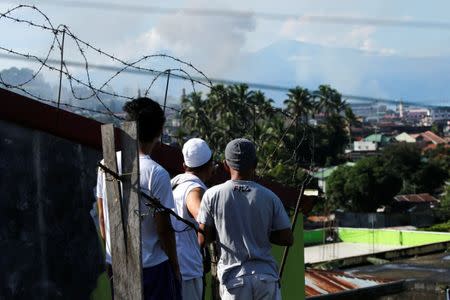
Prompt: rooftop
<box><xmin>364</xmin><ymin>133</ymin><xmax>391</xmax><ymax>144</ymax></box>
<box><xmin>394</xmin><ymin>193</ymin><xmax>439</xmax><ymax>203</ymax></box>
<box><xmin>305</xmin><ymin>269</ymin><xmax>401</xmax><ymax>299</ymax></box>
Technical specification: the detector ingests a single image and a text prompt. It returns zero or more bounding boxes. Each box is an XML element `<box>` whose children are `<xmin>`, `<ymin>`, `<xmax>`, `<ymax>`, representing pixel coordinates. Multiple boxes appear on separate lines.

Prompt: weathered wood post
<box><xmin>101</xmin><ymin>122</ymin><xmax>143</xmax><ymax>300</ymax></box>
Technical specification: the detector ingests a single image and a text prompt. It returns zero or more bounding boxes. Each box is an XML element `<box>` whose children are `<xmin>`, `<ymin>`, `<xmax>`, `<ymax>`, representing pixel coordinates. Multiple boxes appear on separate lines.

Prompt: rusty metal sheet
<box><xmin>305</xmin><ymin>269</ymin><xmax>392</xmax><ymax>297</ymax></box>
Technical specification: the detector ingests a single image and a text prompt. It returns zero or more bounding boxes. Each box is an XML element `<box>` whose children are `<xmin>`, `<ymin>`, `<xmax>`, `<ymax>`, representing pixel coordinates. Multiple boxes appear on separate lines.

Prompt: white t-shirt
<box><xmin>197</xmin><ymin>180</ymin><xmax>291</xmax><ymax>284</ymax></box>
<box><xmin>171</xmin><ymin>173</ymin><xmax>206</xmax><ymax>281</ymax></box>
<box><xmin>96</xmin><ymin>152</ymin><xmax>175</xmax><ymax>268</ymax></box>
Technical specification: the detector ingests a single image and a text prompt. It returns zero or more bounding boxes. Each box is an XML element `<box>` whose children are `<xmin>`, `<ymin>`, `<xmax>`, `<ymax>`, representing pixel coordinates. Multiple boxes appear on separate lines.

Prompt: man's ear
<box><xmin>223</xmin><ymin>160</ymin><xmax>230</xmax><ymax>173</ymax></box>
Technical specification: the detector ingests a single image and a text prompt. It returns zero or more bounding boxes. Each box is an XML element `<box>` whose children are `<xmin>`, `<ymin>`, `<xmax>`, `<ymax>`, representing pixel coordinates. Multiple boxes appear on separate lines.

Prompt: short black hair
<box><xmin>185</xmin><ymin>156</ymin><xmax>214</xmax><ymax>173</ymax></box>
<box><xmin>123</xmin><ymin>97</ymin><xmax>165</xmax><ymax>143</ymax></box>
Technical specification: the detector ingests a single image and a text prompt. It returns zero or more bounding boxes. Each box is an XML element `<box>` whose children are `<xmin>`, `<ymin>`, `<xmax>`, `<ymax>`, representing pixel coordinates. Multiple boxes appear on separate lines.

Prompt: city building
<box><xmin>431</xmin><ymin>106</ymin><xmax>450</xmax><ymax>124</ymax></box>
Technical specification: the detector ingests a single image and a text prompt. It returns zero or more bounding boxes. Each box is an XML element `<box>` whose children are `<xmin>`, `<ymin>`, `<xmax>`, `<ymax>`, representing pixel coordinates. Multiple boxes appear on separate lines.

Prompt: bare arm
<box><xmin>186</xmin><ymin>187</ymin><xmax>204</xmax><ymax>221</ymax></box>
<box><xmin>97</xmin><ymin>197</ymin><xmax>106</xmax><ymax>242</ymax></box>
<box><xmin>155</xmin><ymin>211</ymin><xmax>181</xmax><ymax>281</ymax></box>
<box><xmin>269</xmin><ymin>228</ymin><xmax>294</xmax><ymax>246</ymax></box>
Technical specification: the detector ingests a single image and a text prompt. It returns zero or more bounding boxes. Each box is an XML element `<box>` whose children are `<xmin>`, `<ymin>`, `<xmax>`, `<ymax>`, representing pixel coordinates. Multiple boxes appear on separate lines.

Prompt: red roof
<box><xmin>305</xmin><ymin>269</ymin><xmax>398</xmax><ymax>298</ymax></box>
<box><xmin>394</xmin><ymin>193</ymin><xmax>439</xmax><ymax>203</ymax></box>
<box><xmin>422</xmin><ymin>143</ymin><xmax>450</xmax><ymax>152</ymax></box>
<box><xmin>307</xmin><ymin>215</ymin><xmax>333</xmax><ymax>223</ymax></box>
<box><xmin>418</xmin><ymin>131</ymin><xmax>446</xmax><ymax>144</ymax></box>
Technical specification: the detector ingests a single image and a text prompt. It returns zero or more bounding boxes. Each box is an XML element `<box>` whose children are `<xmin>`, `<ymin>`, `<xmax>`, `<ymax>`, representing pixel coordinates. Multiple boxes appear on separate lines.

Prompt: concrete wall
<box><xmin>335</xmin><ymin>212</ymin><xmax>435</xmax><ymax>228</ymax></box>
<box><xmin>0</xmin><ymin>120</ymin><xmax>104</xmax><ymax>299</ymax></box>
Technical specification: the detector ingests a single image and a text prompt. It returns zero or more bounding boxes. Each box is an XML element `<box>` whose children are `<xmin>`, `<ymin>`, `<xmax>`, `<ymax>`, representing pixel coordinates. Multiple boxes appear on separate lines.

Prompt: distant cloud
<box><xmin>280</xmin><ymin>18</ymin><xmax>396</xmax><ymax>55</ymax></box>
<box><xmin>120</xmin><ymin>0</ymin><xmax>256</xmax><ymax>76</ymax></box>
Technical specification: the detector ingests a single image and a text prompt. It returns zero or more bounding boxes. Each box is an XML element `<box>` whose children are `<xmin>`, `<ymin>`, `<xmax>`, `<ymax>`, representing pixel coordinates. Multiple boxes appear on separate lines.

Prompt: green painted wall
<box><xmin>272</xmin><ymin>214</ymin><xmax>305</xmax><ymax>300</ymax></box>
<box><xmin>90</xmin><ymin>272</ymin><xmax>111</xmax><ymax>300</ymax></box>
<box><xmin>401</xmin><ymin>231</ymin><xmax>450</xmax><ymax>246</ymax></box>
<box><xmin>338</xmin><ymin>228</ymin><xmax>450</xmax><ymax>246</ymax></box>
<box><xmin>304</xmin><ymin>229</ymin><xmax>325</xmax><ymax>246</ymax></box>
<box><xmin>93</xmin><ymin>222</ymin><xmax>313</xmax><ymax>300</ymax></box>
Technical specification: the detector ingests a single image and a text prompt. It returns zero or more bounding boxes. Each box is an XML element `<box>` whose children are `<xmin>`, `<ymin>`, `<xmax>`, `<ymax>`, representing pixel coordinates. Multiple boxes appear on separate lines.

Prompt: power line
<box><xmin>1</xmin><ymin>52</ymin><xmax>446</xmax><ymax>108</ymax></box>
<box><xmin>3</xmin><ymin>0</ymin><xmax>450</xmax><ymax>30</ymax></box>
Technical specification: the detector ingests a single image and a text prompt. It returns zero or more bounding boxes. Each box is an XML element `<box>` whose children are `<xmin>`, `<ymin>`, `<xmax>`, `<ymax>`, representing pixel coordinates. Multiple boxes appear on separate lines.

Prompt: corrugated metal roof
<box><xmin>394</xmin><ymin>193</ymin><xmax>439</xmax><ymax>203</ymax></box>
<box><xmin>305</xmin><ymin>269</ymin><xmax>395</xmax><ymax>298</ymax></box>
<box><xmin>421</xmin><ymin>131</ymin><xmax>446</xmax><ymax>144</ymax></box>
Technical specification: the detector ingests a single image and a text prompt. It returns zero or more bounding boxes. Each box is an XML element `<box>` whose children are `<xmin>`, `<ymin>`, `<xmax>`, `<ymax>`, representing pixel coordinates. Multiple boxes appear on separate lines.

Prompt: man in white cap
<box><xmin>171</xmin><ymin>138</ymin><xmax>214</xmax><ymax>300</ymax></box>
<box><xmin>197</xmin><ymin>138</ymin><xmax>293</xmax><ymax>300</ymax></box>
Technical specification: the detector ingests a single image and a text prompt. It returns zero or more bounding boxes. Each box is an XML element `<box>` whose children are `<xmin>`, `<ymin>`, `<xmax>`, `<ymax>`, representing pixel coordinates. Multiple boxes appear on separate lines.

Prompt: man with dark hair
<box><xmin>197</xmin><ymin>138</ymin><xmax>293</xmax><ymax>300</ymax></box>
<box><xmin>171</xmin><ymin>138</ymin><xmax>214</xmax><ymax>300</ymax></box>
<box><xmin>96</xmin><ymin>97</ymin><xmax>181</xmax><ymax>300</ymax></box>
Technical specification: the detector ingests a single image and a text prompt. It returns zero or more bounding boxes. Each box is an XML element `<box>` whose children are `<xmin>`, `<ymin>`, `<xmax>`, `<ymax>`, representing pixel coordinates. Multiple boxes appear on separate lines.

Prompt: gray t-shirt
<box><xmin>197</xmin><ymin>180</ymin><xmax>291</xmax><ymax>284</ymax></box>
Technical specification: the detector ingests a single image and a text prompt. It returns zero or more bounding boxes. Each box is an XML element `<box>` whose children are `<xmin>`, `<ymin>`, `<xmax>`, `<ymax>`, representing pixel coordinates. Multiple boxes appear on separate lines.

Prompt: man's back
<box><xmin>199</xmin><ymin>179</ymin><xmax>291</xmax><ymax>284</ymax></box>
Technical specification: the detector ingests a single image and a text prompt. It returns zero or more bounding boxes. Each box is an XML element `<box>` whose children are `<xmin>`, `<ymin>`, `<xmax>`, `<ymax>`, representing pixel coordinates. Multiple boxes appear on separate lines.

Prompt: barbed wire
<box><xmin>0</xmin><ymin>4</ymin><xmax>314</xmax><ymax>191</ymax></box>
<box><xmin>0</xmin><ymin>5</ymin><xmax>215</xmax><ymax>117</ymax></box>
<box><xmin>6</xmin><ymin>0</ymin><xmax>450</xmax><ymax>31</ymax></box>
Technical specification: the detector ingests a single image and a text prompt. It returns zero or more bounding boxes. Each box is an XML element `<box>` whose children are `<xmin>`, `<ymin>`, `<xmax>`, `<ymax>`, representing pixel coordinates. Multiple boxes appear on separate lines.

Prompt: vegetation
<box><xmin>178</xmin><ymin>83</ymin><xmax>448</xmax><ymax>213</ymax></box>
<box><xmin>326</xmin><ymin>143</ymin><xmax>448</xmax><ymax>212</ymax></box>
<box><xmin>420</xmin><ymin>221</ymin><xmax>450</xmax><ymax>233</ymax></box>
<box><xmin>178</xmin><ymin>83</ymin><xmax>353</xmax><ymax>186</ymax></box>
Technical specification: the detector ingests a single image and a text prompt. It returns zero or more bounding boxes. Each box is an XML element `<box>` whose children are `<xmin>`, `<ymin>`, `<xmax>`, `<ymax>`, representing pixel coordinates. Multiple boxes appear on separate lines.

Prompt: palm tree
<box><xmin>180</xmin><ymin>91</ymin><xmax>211</xmax><ymax>139</ymax></box>
<box><xmin>314</xmin><ymin>85</ymin><xmax>346</xmax><ymax>117</ymax></box>
<box><xmin>227</xmin><ymin>84</ymin><xmax>254</xmax><ymax>135</ymax></box>
<box><xmin>283</xmin><ymin>86</ymin><xmax>313</xmax><ymax>124</ymax></box>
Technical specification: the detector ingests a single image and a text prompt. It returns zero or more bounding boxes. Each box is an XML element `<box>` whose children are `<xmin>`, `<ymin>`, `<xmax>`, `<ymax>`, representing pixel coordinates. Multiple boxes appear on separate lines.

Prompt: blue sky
<box><xmin>1</xmin><ymin>0</ymin><xmax>450</xmax><ymax>105</ymax></box>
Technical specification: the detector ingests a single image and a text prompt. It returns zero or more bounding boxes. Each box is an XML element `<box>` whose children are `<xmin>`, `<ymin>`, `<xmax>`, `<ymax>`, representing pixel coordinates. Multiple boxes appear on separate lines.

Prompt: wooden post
<box><xmin>101</xmin><ymin>122</ymin><xmax>143</xmax><ymax>300</ymax></box>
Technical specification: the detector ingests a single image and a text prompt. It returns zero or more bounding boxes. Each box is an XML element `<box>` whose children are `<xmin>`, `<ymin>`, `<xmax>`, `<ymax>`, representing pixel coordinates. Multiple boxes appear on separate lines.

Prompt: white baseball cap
<box><xmin>182</xmin><ymin>138</ymin><xmax>212</xmax><ymax>168</ymax></box>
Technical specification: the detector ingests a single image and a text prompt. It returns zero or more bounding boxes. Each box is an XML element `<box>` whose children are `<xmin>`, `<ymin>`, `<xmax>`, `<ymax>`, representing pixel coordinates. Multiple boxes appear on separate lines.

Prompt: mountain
<box><xmin>227</xmin><ymin>40</ymin><xmax>450</xmax><ymax>106</ymax></box>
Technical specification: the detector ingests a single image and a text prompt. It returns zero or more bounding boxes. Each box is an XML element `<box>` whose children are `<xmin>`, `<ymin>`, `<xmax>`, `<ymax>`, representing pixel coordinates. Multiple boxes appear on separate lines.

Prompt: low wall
<box><xmin>0</xmin><ymin>120</ymin><xmax>104</xmax><ymax>299</ymax></box>
<box><xmin>304</xmin><ymin>229</ymin><xmax>326</xmax><ymax>246</ymax></box>
<box><xmin>335</xmin><ymin>212</ymin><xmax>435</xmax><ymax>228</ymax></box>
<box><xmin>338</xmin><ymin>228</ymin><xmax>450</xmax><ymax>246</ymax></box>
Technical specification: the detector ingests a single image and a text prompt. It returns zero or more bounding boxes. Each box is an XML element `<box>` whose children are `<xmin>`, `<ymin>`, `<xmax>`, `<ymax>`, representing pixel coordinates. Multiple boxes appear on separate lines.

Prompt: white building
<box><xmin>431</xmin><ymin>107</ymin><xmax>450</xmax><ymax>123</ymax></box>
<box><xmin>353</xmin><ymin>141</ymin><xmax>378</xmax><ymax>151</ymax></box>
<box><xmin>405</xmin><ymin>108</ymin><xmax>431</xmax><ymax>125</ymax></box>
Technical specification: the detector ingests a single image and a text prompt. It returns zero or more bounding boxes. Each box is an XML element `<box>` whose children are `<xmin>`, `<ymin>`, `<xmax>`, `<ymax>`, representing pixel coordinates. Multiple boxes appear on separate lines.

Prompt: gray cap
<box><xmin>225</xmin><ymin>138</ymin><xmax>257</xmax><ymax>171</ymax></box>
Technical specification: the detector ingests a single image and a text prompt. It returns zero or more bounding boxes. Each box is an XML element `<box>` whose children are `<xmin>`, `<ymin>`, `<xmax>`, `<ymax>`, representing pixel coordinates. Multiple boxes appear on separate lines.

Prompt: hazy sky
<box><xmin>1</xmin><ymin>0</ymin><xmax>450</xmax><ymax>104</ymax></box>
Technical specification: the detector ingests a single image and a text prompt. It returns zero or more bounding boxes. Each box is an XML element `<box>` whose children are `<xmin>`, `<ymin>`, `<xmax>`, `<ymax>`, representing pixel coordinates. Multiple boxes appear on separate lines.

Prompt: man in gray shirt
<box><xmin>197</xmin><ymin>138</ymin><xmax>293</xmax><ymax>300</ymax></box>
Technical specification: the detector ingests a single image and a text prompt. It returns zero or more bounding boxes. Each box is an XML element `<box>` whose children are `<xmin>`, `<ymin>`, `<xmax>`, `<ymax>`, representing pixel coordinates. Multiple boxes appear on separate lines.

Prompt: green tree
<box><xmin>313</xmin><ymin>84</ymin><xmax>346</xmax><ymax>117</ymax></box>
<box><xmin>179</xmin><ymin>83</ymin><xmax>354</xmax><ymax>187</ymax></box>
<box><xmin>180</xmin><ymin>91</ymin><xmax>211</xmax><ymax>140</ymax></box>
<box><xmin>284</xmin><ymin>86</ymin><xmax>313</xmax><ymax>123</ymax></box>
<box><xmin>327</xmin><ymin>157</ymin><xmax>401</xmax><ymax>212</ymax></box>
<box><xmin>326</xmin><ymin>143</ymin><xmax>448</xmax><ymax>212</ymax></box>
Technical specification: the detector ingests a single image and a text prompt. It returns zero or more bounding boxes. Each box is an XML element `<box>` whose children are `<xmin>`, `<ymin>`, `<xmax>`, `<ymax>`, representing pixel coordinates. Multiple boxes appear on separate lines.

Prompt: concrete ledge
<box><xmin>310</xmin><ymin>241</ymin><xmax>450</xmax><ymax>269</ymax></box>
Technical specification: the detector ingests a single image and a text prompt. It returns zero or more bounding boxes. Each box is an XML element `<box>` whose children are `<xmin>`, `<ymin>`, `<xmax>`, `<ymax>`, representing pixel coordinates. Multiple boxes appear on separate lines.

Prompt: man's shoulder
<box><xmin>141</xmin><ymin>156</ymin><xmax>169</xmax><ymax>178</ymax></box>
<box><xmin>204</xmin><ymin>181</ymin><xmax>231</xmax><ymax>197</ymax></box>
<box><xmin>253</xmin><ymin>182</ymin><xmax>278</xmax><ymax>199</ymax></box>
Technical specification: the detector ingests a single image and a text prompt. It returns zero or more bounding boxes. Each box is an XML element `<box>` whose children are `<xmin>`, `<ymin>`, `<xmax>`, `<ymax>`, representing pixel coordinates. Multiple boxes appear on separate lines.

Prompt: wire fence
<box><xmin>0</xmin><ymin>4</ymin><xmax>316</xmax><ymax>188</ymax></box>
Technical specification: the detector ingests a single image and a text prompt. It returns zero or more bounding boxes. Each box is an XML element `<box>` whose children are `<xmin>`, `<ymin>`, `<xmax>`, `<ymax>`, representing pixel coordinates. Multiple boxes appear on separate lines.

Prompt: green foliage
<box><xmin>178</xmin><ymin>83</ymin><xmax>352</xmax><ymax>186</ymax></box>
<box><xmin>327</xmin><ymin>157</ymin><xmax>401</xmax><ymax>212</ymax></box>
<box><xmin>424</xmin><ymin>144</ymin><xmax>450</xmax><ymax>178</ymax></box>
<box><xmin>442</xmin><ymin>184</ymin><xmax>450</xmax><ymax>208</ymax></box>
<box><xmin>421</xmin><ymin>221</ymin><xmax>450</xmax><ymax>232</ymax></box>
<box><xmin>326</xmin><ymin>143</ymin><xmax>448</xmax><ymax>212</ymax></box>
